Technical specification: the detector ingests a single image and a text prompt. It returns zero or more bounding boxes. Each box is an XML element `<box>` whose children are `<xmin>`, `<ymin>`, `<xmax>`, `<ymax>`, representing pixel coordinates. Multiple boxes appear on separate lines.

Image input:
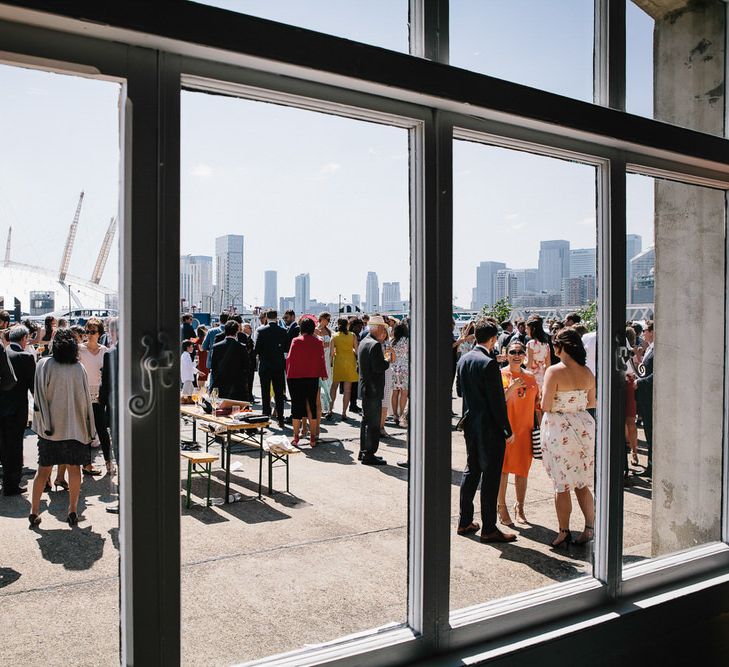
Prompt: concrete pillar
<box><xmin>649</xmin><ymin>0</ymin><xmax>725</xmax><ymax>556</ymax></box>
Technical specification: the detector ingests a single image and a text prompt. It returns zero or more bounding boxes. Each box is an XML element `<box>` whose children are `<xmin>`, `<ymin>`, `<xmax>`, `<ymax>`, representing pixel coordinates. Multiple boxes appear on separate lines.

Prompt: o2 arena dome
<box><xmin>0</xmin><ymin>192</ymin><xmax>118</xmax><ymax>318</ymax></box>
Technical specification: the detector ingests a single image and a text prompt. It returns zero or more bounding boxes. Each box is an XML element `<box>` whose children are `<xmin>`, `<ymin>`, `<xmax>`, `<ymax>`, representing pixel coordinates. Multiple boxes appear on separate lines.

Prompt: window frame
<box><xmin>1</xmin><ymin>0</ymin><xmax>729</xmax><ymax>664</ymax></box>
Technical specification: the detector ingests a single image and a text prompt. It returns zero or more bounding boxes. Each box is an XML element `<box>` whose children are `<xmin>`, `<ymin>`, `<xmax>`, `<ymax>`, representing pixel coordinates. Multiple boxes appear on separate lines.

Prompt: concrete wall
<box><xmin>651</xmin><ymin>0</ymin><xmax>726</xmax><ymax>555</ymax></box>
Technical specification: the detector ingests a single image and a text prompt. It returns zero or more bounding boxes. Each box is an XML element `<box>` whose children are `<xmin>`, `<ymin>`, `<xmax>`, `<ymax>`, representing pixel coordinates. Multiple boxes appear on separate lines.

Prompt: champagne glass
<box><xmin>210</xmin><ymin>387</ymin><xmax>219</xmax><ymax>409</ymax></box>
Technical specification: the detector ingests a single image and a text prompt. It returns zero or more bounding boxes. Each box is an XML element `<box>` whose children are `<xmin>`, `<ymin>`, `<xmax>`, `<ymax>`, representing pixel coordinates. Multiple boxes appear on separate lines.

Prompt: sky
<box><xmin>1</xmin><ymin>2</ymin><xmax>660</xmax><ymax>310</ymax></box>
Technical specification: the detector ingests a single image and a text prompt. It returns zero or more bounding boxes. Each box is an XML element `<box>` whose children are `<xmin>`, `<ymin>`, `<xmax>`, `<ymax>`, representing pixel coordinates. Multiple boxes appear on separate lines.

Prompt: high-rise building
<box><xmin>626</xmin><ymin>234</ymin><xmax>643</xmax><ymax>302</ymax></box>
<box><xmin>513</xmin><ymin>268</ymin><xmax>538</xmax><ymax>295</ymax></box>
<box><xmin>366</xmin><ymin>272</ymin><xmax>379</xmax><ymax>312</ymax></box>
<box><xmin>264</xmin><ymin>270</ymin><xmax>277</xmax><ymax>310</ymax></box>
<box><xmin>352</xmin><ymin>294</ymin><xmax>361</xmax><ymax>308</ymax></box>
<box><xmin>294</xmin><ymin>273</ymin><xmax>310</xmax><ymax>314</ymax></box>
<box><xmin>382</xmin><ymin>281</ymin><xmax>401</xmax><ymax>311</ymax></box>
<box><xmin>494</xmin><ymin>269</ymin><xmax>518</xmax><ymax>302</ymax></box>
<box><xmin>279</xmin><ymin>295</ymin><xmax>295</xmax><ymax>313</ymax></box>
<box><xmin>538</xmin><ymin>240</ymin><xmax>570</xmax><ymax>292</ymax></box>
<box><xmin>180</xmin><ymin>254</ymin><xmax>213</xmax><ymax>313</ymax></box>
<box><xmin>471</xmin><ymin>261</ymin><xmax>507</xmax><ymax>310</ymax></box>
<box><xmin>570</xmin><ymin>248</ymin><xmax>597</xmax><ymax>278</ymax></box>
<box><xmin>215</xmin><ymin>234</ymin><xmax>244</xmax><ymax>312</ymax></box>
<box><xmin>561</xmin><ymin>276</ymin><xmax>596</xmax><ymax>307</ymax></box>
<box><xmin>630</xmin><ymin>247</ymin><xmax>655</xmax><ymax>304</ymax></box>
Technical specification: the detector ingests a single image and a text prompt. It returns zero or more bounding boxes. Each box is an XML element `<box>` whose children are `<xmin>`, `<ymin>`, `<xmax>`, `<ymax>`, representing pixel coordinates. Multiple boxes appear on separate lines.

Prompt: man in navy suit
<box><xmin>635</xmin><ymin>320</ymin><xmax>654</xmax><ymax>477</ymax></box>
<box><xmin>456</xmin><ymin>319</ymin><xmax>515</xmax><ymax>543</ymax></box>
<box><xmin>254</xmin><ymin>309</ymin><xmax>289</xmax><ymax>428</ymax></box>
<box><xmin>210</xmin><ymin>320</ymin><xmax>249</xmax><ymax>401</ymax></box>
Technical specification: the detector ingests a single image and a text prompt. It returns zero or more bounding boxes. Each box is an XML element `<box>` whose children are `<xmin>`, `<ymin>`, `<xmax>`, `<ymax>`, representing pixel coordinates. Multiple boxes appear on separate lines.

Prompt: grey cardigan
<box><xmin>32</xmin><ymin>357</ymin><xmax>97</xmax><ymax>443</ymax></box>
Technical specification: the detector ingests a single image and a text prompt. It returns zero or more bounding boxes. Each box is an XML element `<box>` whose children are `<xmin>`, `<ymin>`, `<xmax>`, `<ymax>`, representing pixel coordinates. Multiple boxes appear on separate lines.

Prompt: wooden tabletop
<box><xmin>180</xmin><ymin>405</ymin><xmax>269</xmax><ymax>431</ymax></box>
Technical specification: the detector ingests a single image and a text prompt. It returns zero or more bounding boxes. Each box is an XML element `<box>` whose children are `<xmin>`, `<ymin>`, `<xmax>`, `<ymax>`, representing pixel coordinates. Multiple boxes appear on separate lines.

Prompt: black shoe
<box><xmin>67</xmin><ymin>512</ymin><xmax>78</xmax><ymax>527</ymax></box>
<box><xmin>362</xmin><ymin>455</ymin><xmax>386</xmax><ymax>466</ymax></box>
<box><xmin>4</xmin><ymin>485</ymin><xmax>27</xmax><ymax>496</ymax></box>
<box><xmin>284</xmin><ymin>416</ymin><xmax>293</xmax><ymax>424</ymax></box>
<box><xmin>396</xmin><ymin>461</ymin><xmax>409</xmax><ymax>468</ymax></box>
<box><xmin>350</xmin><ymin>406</ymin><xmax>362</xmax><ymax>414</ymax></box>
<box><xmin>357</xmin><ymin>451</ymin><xmax>364</xmax><ymax>461</ymax></box>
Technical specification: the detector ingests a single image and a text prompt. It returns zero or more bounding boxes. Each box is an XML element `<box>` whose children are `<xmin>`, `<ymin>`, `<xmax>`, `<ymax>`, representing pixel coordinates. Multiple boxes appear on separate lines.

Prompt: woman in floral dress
<box><xmin>540</xmin><ymin>328</ymin><xmax>596</xmax><ymax>549</ymax></box>
<box><xmin>526</xmin><ymin>315</ymin><xmax>551</xmax><ymax>389</ymax></box>
<box><xmin>390</xmin><ymin>321</ymin><xmax>409</xmax><ymax>427</ymax></box>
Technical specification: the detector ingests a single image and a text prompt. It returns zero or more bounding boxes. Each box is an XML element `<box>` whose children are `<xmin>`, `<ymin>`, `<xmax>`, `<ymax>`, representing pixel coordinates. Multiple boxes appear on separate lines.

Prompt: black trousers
<box><xmin>92</xmin><ymin>402</ymin><xmax>112</xmax><ymax>463</ymax></box>
<box><xmin>641</xmin><ymin>406</ymin><xmax>653</xmax><ymax>467</ymax></box>
<box><xmin>0</xmin><ymin>409</ymin><xmax>26</xmax><ymax>494</ymax></box>
<box><xmin>359</xmin><ymin>395</ymin><xmax>382</xmax><ymax>457</ymax></box>
<box><xmin>260</xmin><ymin>368</ymin><xmax>286</xmax><ymax>421</ymax></box>
<box><xmin>459</xmin><ymin>433</ymin><xmax>505</xmax><ymax>534</ymax></box>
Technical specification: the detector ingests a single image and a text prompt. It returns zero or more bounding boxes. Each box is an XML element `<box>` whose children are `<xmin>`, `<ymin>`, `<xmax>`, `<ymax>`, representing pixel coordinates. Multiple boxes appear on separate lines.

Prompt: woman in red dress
<box><xmin>195</xmin><ymin>325</ymin><xmax>209</xmax><ymax>389</ymax></box>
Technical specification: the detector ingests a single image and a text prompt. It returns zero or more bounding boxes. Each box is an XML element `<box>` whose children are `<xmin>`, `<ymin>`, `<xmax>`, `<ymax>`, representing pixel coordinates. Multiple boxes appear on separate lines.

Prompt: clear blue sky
<box><xmin>1</xmin><ymin>3</ymin><xmax>657</xmax><ymax>309</ymax></box>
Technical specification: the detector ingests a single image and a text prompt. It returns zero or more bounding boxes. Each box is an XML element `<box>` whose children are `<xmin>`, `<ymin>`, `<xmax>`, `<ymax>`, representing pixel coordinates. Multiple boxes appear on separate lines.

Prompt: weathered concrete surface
<box><xmin>0</xmin><ymin>402</ymin><xmax>652</xmax><ymax>666</ymax></box>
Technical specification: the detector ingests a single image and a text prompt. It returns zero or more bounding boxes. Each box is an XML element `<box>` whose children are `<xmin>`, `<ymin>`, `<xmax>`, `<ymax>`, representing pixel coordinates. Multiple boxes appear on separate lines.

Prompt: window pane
<box><xmin>450</xmin><ymin>138</ymin><xmax>599</xmax><ymax>611</ymax></box>
<box><xmin>0</xmin><ymin>64</ymin><xmax>120</xmax><ymax>661</ymax></box>
<box><xmin>626</xmin><ymin>0</ymin><xmax>726</xmax><ymax>136</ymax></box>
<box><xmin>186</xmin><ymin>0</ymin><xmax>410</xmax><ymax>53</ymax></box>
<box><xmin>180</xmin><ymin>90</ymin><xmax>411</xmax><ymax>663</ymax></box>
<box><xmin>623</xmin><ymin>173</ymin><xmax>725</xmax><ymax>569</ymax></box>
<box><xmin>450</xmin><ymin>0</ymin><xmax>595</xmax><ymax>102</ymax></box>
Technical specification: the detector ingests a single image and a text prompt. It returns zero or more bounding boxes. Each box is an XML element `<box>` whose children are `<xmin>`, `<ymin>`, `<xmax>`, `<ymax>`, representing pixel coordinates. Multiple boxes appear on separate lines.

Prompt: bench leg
<box><xmin>268</xmin><ymin>453</ymin><xmax>273</xmax><ymax>495</ymax></box>
<box><xmin>206</xmin><ymin>461</ymin><xmax>212</xmax><ymax>507</ymax></box>
<box><xmin>286</xmin><ymin>457</ymin><xmax>290</xmax><ymax>493</ymax></box>
<box><xmin>186</xmin><ymin>460</ymin><xmax>192</xmax><ymax>510</ymax></box>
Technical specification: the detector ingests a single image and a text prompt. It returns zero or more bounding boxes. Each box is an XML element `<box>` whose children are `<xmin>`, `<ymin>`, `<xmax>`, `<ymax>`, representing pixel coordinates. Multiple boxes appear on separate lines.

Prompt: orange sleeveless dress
<box><xmin>501</xmin><ymin>367</ymin><xmax>539</xmax><ymax>477</ymax></box>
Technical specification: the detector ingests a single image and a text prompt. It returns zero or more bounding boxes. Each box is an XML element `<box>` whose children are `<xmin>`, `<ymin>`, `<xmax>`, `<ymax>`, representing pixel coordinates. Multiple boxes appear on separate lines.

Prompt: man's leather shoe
<box><xmin>361</xmin><ymin>455</ymin><xmax>387</xmax><ymax>466</ymax></box>
<box><xmin>3</xmin><ymin>485</ymin><xmax>27</xmax><ymax>496</ymax></box>
<box><xmin>357</xmin><ymin>451</ymin><xmax>364</xmax><ymax>461</ymax></box>
<box><xmin>480</xmin><ymin>529</ymin><xmax>517</xmax><ymax>543</ymax></box>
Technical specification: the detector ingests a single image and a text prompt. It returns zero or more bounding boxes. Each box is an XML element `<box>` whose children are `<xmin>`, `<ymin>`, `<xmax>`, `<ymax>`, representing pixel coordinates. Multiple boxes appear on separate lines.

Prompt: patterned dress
<box><xmin>318</xmin><ymin>332</ymin><xmax>333</xmax><ymax>411</ymax></box>
<box><xmin>540</xmin><ymin>390</ymin><xmax>595</xmax><ymax>493</ymax></box>
<box><xmin>527</xmin><ymin>339</ymin><xmax>550</xmax><ymax>389</ymax></box>
<box><xmin>392</xmin><ymin>337</ymin><xmax>409</xmax><ymax>391</ymax></box>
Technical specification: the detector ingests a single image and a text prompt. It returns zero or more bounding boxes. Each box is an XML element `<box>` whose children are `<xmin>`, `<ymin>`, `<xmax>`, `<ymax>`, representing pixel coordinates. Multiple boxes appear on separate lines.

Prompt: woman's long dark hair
<box><xmin>51</xmin><ymin>329</ymin><xmax>79</xmax><ymax>364</ymax></box>
<box><xmin>43</xmin><ymin>315</ymin><xmax>55</xmax><ymax>342</ymax></box>
<box><xmin>393</xmin><ymin>322</ymin><xmax>408</xmax><ymax>344</ymax></box>
<box><xmin>553</xmin><ymin>327</ymin><xmax>587</xmax><ymax>366</ymax></box>
<box><xmin>526</xmin><ymin>315</ymin><xmax>549</xmax><ymax>344</ymax></box>
<box><xmin>337</xmin><ymin>317</ymin><xmax>349</xmax><ymax>334</ymax></box>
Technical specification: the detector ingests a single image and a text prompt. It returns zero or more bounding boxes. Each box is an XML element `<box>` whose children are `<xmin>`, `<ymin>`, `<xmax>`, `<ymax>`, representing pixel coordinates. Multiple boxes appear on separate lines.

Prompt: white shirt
<box><xmin>78</xmin><ymin>344</ymin><xmax>108</xmax><ymax>401</ymax></box>
<box><xmin>180</xmin><ymin>351</ymin><xmax>198</xmax><ymax>383</ymax></box>
<box><xmin>582</xmin><ymin>331</ymin><xmax>597</xmax><ymax>376</ymax></box>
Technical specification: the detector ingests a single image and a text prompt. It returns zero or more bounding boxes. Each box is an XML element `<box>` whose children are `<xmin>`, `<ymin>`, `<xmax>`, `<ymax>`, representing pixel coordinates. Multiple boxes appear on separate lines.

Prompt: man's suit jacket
<box><xmin>457</xmin><ymin>346</ymin><xmax>512</xmax><ymax>454</ymax></box>
<box><xmin>210</xmin><ymin>337</ymin><xmax>249</xmax><ymax>400</ymax></box>
<box><xmin>0</xmin><ymin>343</ymin><xmax>16</xmax><ymax>392</ymax></box>
<box><xmin>214</xmin><ymin>330</ymin><xmax>250</xmax><ymax>347</ymax></box>
<box><xmin>636</xmin><ymin>345</ymin><xmax>653</xmax><ymax>408</ymax></box>
<box><xmin>254</xmin><ymin>323</ymin><xmax>288</xmax><ymax>373</ymax></box>
<box><xmin>285</xmin><ymin>321</ymin><xmax>300</xmax><ymax>353</ymax></box>
<box><xmin>201</xmin><ymin>325</ymin><xmax>223</xmax><ymax>369</ymax></box>
<box><xmin>357</xmin><ymin>333</ymin><xmax>389</xmax><ymax>401</ymax></box>
<box><xmin>0</xmin><ymin>342</ymin><xmax>34</xmax><ymax>417</ymax></box>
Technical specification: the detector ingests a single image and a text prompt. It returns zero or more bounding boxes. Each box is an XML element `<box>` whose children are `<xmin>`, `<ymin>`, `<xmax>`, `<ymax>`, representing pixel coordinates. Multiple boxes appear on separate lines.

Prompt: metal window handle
<box><xmin>615</xmin><ymin>344</ymin><xmax>630</xmax><ymax>372</ymax></box>
<box><xmin>129</xmin><ymin>332</ymin><xmax>175</xmax><ymax>419</ymax></box>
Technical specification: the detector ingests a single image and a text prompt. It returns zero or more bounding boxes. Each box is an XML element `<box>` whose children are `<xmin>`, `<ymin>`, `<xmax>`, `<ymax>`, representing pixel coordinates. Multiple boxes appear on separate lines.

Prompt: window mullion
<box><xmin>594</xmin><ymin>0</ymin><xmax>626</xmax><ymax>109</ymax></box>
<box><xmin>411</xmin><ymin>0</ymin><xmax>448</xmax><ymax>63</ymax></box>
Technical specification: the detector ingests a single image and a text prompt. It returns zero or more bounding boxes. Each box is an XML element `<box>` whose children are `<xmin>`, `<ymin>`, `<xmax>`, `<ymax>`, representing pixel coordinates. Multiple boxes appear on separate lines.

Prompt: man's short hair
<box><xmin>501</xmin><ymin>320</ymin><xmax>512</xmax><ymax>329</ymax></box>
<box><xmin>182</xmin><ymin>313</ymin><xmax>192</xmax><ymax>323</ymax></box>
<box><xmin>224</xmin><ymin>320</ymin><xmax>240</xmax><ymax>336</ymax></box>
<box><xmin>8</xmin><ymin>324</ymin><xmax>28</xmax><ymax>342</ymax></box>
<box><xmin>566</xmin><ymin>312</ymin><xmax>581</xmax><ymax>324</ymax></box>
<box><xmin>219</xmin><ymin>312</ymin><xmax>229</xmax><ymax>324</ymax></box>
<box><xmin>266</xmin><ymin>309</ymin><xmax>278</xmax><ymax>320</ymax></box>
<box><xmin>284</xmin><ymin>309</ymin><xmax>295</xmax><ymax>318</ymax></box>
<box><xmin>0</xmin><ymin>310</ymin><xmax>9</xmax><ymax>324</ymax></box>
<box><xmin>474</xmin><ymin>318</ymin><xmax>499</xmax><ymax>343</ymax></box>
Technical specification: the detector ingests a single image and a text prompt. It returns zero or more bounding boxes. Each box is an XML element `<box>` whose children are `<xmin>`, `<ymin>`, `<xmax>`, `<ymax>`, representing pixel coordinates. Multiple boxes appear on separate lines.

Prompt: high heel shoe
<box><xmin>497</xmin><ymin>504</ymin><xmax>514</xmax><ymax>526</ymax></box>
<box><xmin>44</xmin><ymin>481</ymin><xmax>52</xmax><ymax>493</ymax></box>
<box><xmin>551</xmin><ymin>528</ymin><xmax>572</xmax><ymax>548</ymax></box>
<box><xmin>513</xmin><ymin>502</ymin><xmax>528</xmax><ymax>524</ymax></box>
<box><xmin>67</xmin><ymin>512</ymin><xmax>78</xmax><ymax>527</ymax></box>
<box><xmin>54</xmin><ymin>480</ymin><xmax>69</xmax><ymax>491</ymax></box>
<box><xmin>631</xmin><ymin>452</ymin><xmax>639</xmax><ymax>466</ymax></box>
<box><xmin>574</xmin><ymin>525</ymin><xmax>594</xmax><ymax>545</ymax></box>
<box><xmin>28</xmin><ymin>513</ymin><xmax>41</xmax><ymax>528</ymax></box>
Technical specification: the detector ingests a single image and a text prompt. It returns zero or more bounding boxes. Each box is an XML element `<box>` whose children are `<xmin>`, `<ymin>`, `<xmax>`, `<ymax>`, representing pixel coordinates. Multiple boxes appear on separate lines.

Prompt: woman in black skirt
<box><xmin>29</xmin><ymin>329</ymin><xmax>96</xmax><ymax>527</ymax></box>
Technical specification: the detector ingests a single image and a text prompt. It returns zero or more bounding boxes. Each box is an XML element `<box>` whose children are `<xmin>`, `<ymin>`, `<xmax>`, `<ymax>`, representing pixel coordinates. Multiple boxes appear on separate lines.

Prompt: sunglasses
<box><xmin>508</xmin><ymin>350</ymin><xmax>525</xmax><ymax>356</ymax></box>
<box><xmin>85</xmin><ymin>329</ymin><xmax>99</xmax><ymax>334</ymax></box>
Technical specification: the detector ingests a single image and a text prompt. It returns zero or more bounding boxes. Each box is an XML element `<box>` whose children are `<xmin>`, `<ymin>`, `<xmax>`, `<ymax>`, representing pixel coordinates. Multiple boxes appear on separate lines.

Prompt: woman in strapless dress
<box><xmin>540</xmin><ymin>327</ymin><xmax>596</xmax><ymax>549</ymax></box>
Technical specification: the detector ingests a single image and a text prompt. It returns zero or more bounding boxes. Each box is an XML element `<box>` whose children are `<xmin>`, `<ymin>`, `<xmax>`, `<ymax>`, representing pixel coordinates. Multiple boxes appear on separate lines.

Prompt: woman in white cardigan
<box><xmin>29</xmin><ymin>329</ymin><xmax>96</xmax><ymax>528</ymax></box>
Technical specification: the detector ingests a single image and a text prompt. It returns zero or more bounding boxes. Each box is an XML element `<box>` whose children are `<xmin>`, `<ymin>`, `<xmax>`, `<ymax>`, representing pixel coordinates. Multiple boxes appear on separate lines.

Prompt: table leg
<box><xmin>206</xmin><ymin>461</ymin><xmax>212</xmax><ymax>507</ymax></box>
<box><xmin>286</xmin><ymin>457</ymin><xmax>290</xmax><ymax>493</ymax></box>
<box><xmin>225</xmin><ymin>432</ymin><xmax>231</xmax><ymax>503</ymax></box>
<box><xmin>268</xmin><ymin>453</ymin><xmax>273</xmax><ymax>495</ymax></box>
<box><xmin>186</xmin><ymin>460</ymin><xmax>192</xmax><ymax>509</ymax></box>
<box><xmin>258</xmin><ymin>429</ymin><xmax>263</xmax><ymax>499</ymax></box>
<box><xmin>192</xmin><ymin>417</ymin><xmax>197</xmax><ymax>444</ymax></box>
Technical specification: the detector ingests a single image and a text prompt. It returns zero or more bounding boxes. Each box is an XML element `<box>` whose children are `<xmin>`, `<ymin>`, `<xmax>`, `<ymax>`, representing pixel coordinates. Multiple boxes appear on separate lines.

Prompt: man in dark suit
<box><xmin>0</xmin><ymin>325</ymin><xmax>35</xmax><ymax>496</ymax></box>
<box><xmin>456</xmin><ymin>318</ymin><xmax>516</xmax><ymax>543</ymax></box>
<box><xmin>283</xmin><ymin>309</ymin><xmax>300</xmax><ymax>353</ymax></box>
<box><xmin>635</xmin><ymin>320</ymin><xmax>654</xmax><ymax>476</ymax></box>
<box><xmin>254</xmin><ymin>309</ymin><xmax>288</xmax><ymax>428</ymax></box>
<box><xmin>210</xmin><ymin>320</ymin><xmax>249</xmax><ymax>401</ymax></box>
<box><xmin>357</xmin><ymin>315</ymin><xmax>393</xmax><ymax>465</ymax></box>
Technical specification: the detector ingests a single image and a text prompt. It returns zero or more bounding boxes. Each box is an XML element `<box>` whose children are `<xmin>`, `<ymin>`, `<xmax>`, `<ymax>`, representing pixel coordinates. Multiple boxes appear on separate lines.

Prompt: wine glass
<box><xmin>210</xmin><ymin>387</ymin><xmax>219</xmax><ymax>409</ymax></box>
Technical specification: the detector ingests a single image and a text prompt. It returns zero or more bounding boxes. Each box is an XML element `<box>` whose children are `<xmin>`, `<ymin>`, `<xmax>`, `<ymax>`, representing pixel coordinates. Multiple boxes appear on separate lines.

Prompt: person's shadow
<box><xmin>0</xmin><ymin>567</ymin><xmax>21</xmax><ymax>589</ymax></box>
<box><xmin>33</xmin><ymin>527</ymin><xmax>106</xmax><ymax>571</ymax></box>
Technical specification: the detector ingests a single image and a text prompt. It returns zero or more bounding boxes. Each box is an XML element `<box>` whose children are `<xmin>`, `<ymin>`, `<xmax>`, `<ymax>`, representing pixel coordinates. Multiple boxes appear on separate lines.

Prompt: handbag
<box><xmin>531</xmin><ymin>412</ymin><xmax>542</xmax><ymax>460</ymax></box>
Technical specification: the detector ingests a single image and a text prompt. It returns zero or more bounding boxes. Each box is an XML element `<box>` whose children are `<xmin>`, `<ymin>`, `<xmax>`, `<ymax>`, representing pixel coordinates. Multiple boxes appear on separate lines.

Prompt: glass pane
<box><xmin>450</xmin><ymin>0</ymin><xmax>595</xmax><ymax>102</ymax></box>
<box><xmin>181</xmin><ymin>90</ymin><xmax>410</xmax><ymax>663</ymax></box>
<box><xmin>0</xmin><ymin>64</ymin><xmax>120</xmax><ymax>661</ymax></box>
<box><xmin>186</xmin><ymin>0</ymin><xmax>410</xmax><ymax>53</ymax></box>
<box><xmin>623</xmin><ymin>173</ymin><xmax>725</xmax><ymax>569</ymax></box>
<box><xmin>450</xmin><ymin>139</ymin><xmax>598</xmax><ymax>611</ymax></box>
<box><xmin>626</xmin><ymin>0</ymin><xmax>726</xmax><ymax>136</ymax></box>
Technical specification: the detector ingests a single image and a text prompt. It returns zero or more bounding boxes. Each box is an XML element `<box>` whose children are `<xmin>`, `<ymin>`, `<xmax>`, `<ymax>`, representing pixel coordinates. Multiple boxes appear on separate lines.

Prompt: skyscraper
<box><xmin>561</xmin><ymin>276</ymin><xmax>596</xmax><ymax>307</ymax></box>
<box><xmin>494</xmin><ymin>269</ymin><xmax>518</xmax><ymax>301</ymax></box>
<box><xmin>366</xmin><ymin>272</ymin><xmax>379</xmax><ymax>312</ymax></box>
<box><xmin>352</xmin><ymin>294</ymin><xmax>361</xmax><ymax>308</ymax></box>
<box><xmin>626</xmin><ymin>234</ymin><xmax>643</xmax><ymax>302</ymax></box>
<box><xmin>382</xmin><ymin>281</ymin><xmax>401</xmax><ymax>311</ymax></box>
<box><xmin>264</xmin><ymin>270</ymin><xmax>277</xmax><ymax>310</ymax></box>
<box><xmin>215</xmin><ymin>234</ymin><xmax>244</xmax><ymax>312</ymax></box>
<box><xmin>538</xmin><ymin>240</ymin><xmax>570</xmax><ymax>292</ymax></box>
<box><xmin>294</xmin><ymin>273</ymin><xmax>310</xmax><ymax>314</ymax></box>
<box><xmin>630</xmin><ymin>247</ymin><xmax>655</xmax><ymax>304</ymax></box>
<box><xmin>472</xmin><ymin>261</ymin><xmax>506</xmax><ymax>310</ymax></box>
<box><xmin>513</xmin><ymin>268</ymin><xmax>538</xmax><ymax>295</ymax></box>
<box><xmin>570</xmin><ymin>248</ymin><xmax>597</xmax><ymax>278</ymax></box>
<box><xmin>180</xmin><ymin>254</ymin><xmax>213</xmax><ymax>313</ymax></box>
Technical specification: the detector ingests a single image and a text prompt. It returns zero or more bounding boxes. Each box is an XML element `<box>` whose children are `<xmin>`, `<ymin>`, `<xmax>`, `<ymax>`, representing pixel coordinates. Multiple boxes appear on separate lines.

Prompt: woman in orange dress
<box><xmin>497</xmin><ymin>339</ymin><xmax>540</xmax><ymax>526</ymax></box>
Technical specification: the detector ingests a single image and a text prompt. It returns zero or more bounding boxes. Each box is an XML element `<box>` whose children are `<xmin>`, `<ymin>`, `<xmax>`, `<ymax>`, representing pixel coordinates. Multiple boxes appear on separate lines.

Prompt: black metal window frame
<box><xmin>1</xmin><ymin>1</ymin><xmax>729</xmax><ymax>665</ymax></box>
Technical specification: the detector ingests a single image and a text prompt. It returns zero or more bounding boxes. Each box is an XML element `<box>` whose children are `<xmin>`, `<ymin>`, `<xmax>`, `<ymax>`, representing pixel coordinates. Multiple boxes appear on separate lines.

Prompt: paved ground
<box><xmin>0</xmin><ymin>398</ymin><xmax>653</xmax><ymax>667</ymax></box>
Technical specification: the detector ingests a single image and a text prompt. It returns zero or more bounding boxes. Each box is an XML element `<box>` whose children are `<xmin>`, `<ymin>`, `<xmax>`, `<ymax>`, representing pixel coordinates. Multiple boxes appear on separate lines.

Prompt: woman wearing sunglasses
<box><xmin>497</xmin><ymin>340</ymin><xmax>540</xmax><ymax>526</ymax></box>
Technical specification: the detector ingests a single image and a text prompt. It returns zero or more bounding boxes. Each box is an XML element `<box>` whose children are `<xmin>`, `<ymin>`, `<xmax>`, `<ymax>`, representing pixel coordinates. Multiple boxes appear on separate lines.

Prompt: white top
<box><xmin>180</xmin><ymin>351</ymin><xmax>198</xmax><ymax>383</ymax></box>
<box><xmin>78</xmin><ymin>344</ymin><xmax>108</xmax><ymax>401</ymax></box>
<box><xmin>582</xmin><ymin>331</ymin><xmax>597</xmax><ymax>376</ymax></box>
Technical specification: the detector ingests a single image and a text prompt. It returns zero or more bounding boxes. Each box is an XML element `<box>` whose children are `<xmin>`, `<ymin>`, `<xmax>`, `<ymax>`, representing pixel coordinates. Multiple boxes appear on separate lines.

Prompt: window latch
<box><xmin>128</xmin><ymin>332</ymin><xmax>175</xmax><ymax>419</ymax></box>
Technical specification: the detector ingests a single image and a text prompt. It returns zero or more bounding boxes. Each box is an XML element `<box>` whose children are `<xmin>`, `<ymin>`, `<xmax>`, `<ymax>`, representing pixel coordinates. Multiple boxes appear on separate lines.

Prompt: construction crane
<box><xmin>58</xmin><ymin>190</ymin><xmax>84</xmax><ymax>283</ymax></box>
<box><xmin>90</xmin><ymin>216</ymin><xmax>117</xmax><ymax>284</ymax></box>
<box><xmin>3</xmin><ymin>226</ymin><xmax>10</xmax><ymax>266</ymax></box>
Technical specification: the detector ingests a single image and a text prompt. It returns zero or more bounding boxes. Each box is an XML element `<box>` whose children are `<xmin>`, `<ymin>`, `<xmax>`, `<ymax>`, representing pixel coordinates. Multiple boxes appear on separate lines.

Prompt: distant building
<box><xmin>264</xmin><ymin>270</ymin><xmax>277</xmax><ymax>310</ymax></box>
<box><xmin>512</xmin><ymin>292</ymin><xmax>562</xmax><ymax>308</ymax></box>
<box><xmin>626</xmin><ymin>234</ymin><xmax>643</xmax><ymax>301</ymax></box>
<box><xmin>30</xmin><ymin>290</ymin><xmax>55</xmax><ymax>316</ymax></box>
<box><xmin>570</xmin><ymin>248</ymin><xmax>597</xmax><ymax>279</ymax></box>
<box><xmin>215</xmin><ymin>234</ymin><xmax>244</xmax><ymax>312</ymax></box>
<box><xmin>295</xmin><ymin>273</ymin><xmax>310</xmax><ymax>314</ymax></box>
<box><xmin>471</xmin><ymin>261</ymin><xmax>507</xmax><ymax>310</ymax></box>
<box><xmin>279</xmin><ymin>295</ymin><xmax>295</xmax><ymax>313</ymax></box>
<box><xmin>561</xmin><ymin>276</ymin><xmax>596</xmax><ymax>307</ymax></box>
<box><xmin>630</xmin><ymin>247</ymin><xmax>655</xmax><ymax>304</ymax></box>
<box><xmin>538</xmin><ymin>240</ymin><xmax>570</xmax><ymax>292</ymax></box>
<box><xmin>180</xmin><ymin>254</ymin><xmax>213</xmax><ymax>313</ymax></box>
<box><xmin>495</xmin><ymin>270</ymin><xmax>519</xmax><ymax>302</ymax></box>
<box><xmin>352</xmin><ymin>293</ymin><xmax>361</xmax><ymax>308</ymax></box>
<box><xmin>513</xmin><ymin>268</ymin><xmax>538</xmax><ymax>295</ymax></box>
<box><xmin>366</xmin><ymin>272</ymin><xmax>379</xmax><ymax>312</ymax></box>
<box><xmin>382</xmin><ymin>281</ymin><xmax>401</xmax><ymax>311</ymax></box>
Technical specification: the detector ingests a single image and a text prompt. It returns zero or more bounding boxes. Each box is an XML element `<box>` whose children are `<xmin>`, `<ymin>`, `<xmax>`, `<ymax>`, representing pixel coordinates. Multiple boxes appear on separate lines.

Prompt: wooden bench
<box><xmin>229</xmin><ymin>432</ymin><xmax>299</xmax><ymax>495</ymax></box>
<box><xmin>181</xmin><ymin>451</ymin><xmax>218</xmax><ymax>508</ymax></box>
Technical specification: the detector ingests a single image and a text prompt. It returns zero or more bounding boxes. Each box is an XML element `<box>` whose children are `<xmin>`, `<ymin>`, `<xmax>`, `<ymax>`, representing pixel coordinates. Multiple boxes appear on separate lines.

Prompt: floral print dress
<box><xmin>540</xmin><ymin>390</ymin><xmax>595</xmax><ymax>493</ymax></box>
<box><xmin>527</xmin><ymin>338</ymin><xmax>550</xmax><ymax>389</ymax></box>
